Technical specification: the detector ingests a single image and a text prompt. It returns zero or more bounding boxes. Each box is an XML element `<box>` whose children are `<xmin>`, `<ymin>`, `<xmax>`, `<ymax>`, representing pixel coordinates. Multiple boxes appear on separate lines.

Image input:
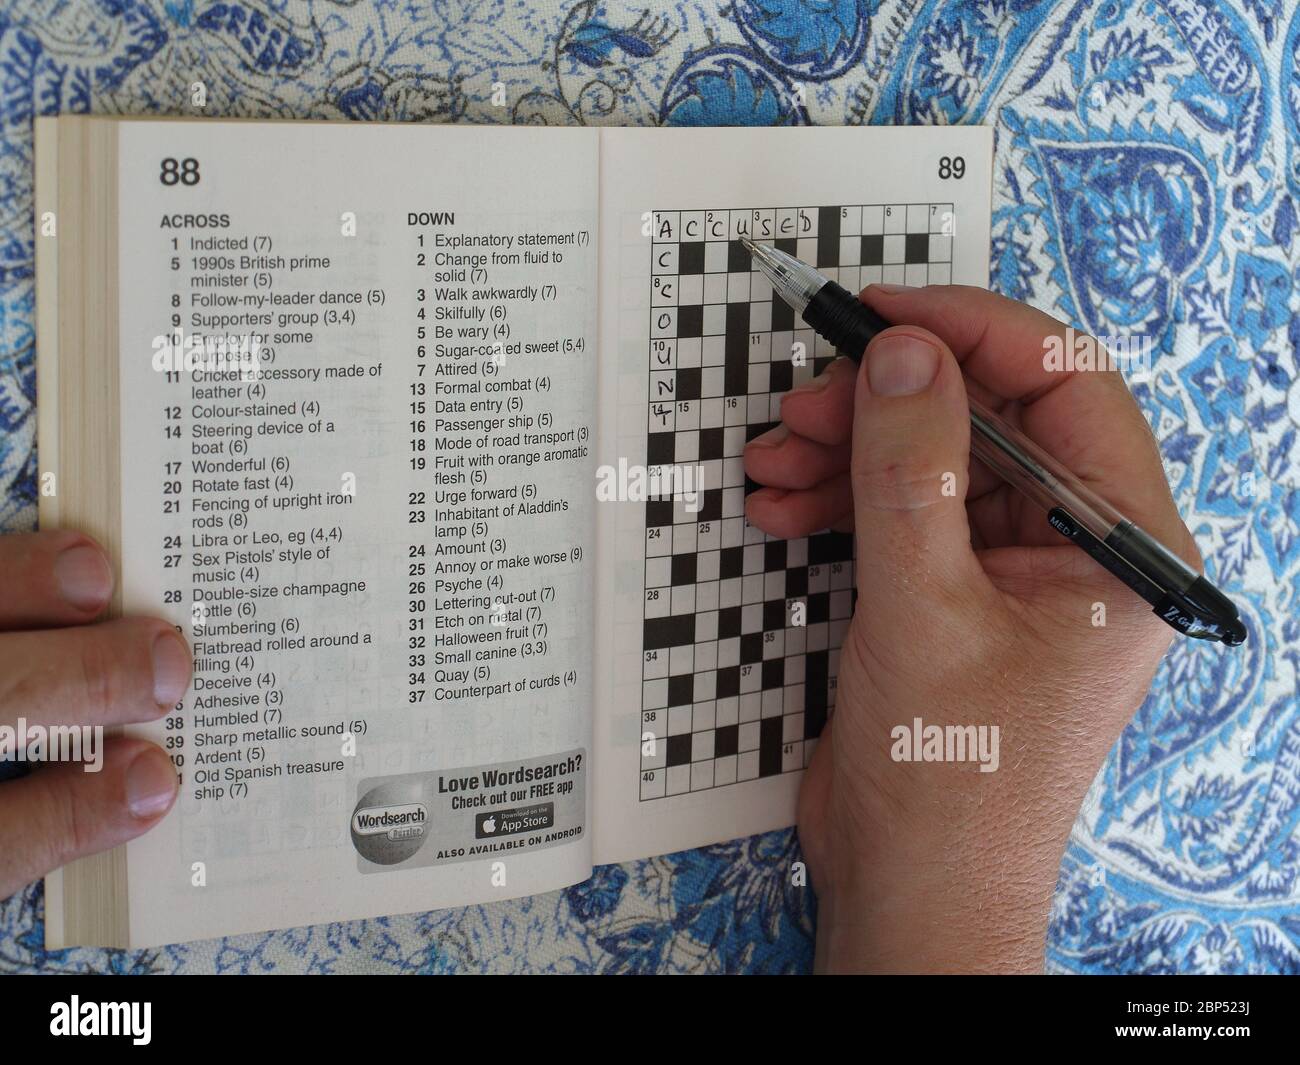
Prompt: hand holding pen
<box><xmin>742</xmin><ymin>237</ymin><xmax>1244</xmax><ymax>645</ymax></box>
<box><xmin>740</xmin><ymin>272</ymin><xmax>1228</xmax><ymax>972</ymax></box>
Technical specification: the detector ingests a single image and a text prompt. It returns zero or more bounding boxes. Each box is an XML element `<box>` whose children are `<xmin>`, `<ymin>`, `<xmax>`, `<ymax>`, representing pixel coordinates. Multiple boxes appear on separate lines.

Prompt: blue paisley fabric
<box><xmin>0</xmin><ymin>0</ymin><xmax>1297</xmax><ymax>975</ymax></box>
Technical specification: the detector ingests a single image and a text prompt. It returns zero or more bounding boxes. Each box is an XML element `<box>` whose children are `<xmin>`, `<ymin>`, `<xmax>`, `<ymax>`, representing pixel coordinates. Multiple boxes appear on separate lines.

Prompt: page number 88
<box><xmin>160</xmin><ymin>158</ymin><xmax>200</xmax><ymax>186</ymax></box>
<box><xmin>938</xmin><ymin>156</ymin><xmax>964</xmax><ymax>180</ymax></box>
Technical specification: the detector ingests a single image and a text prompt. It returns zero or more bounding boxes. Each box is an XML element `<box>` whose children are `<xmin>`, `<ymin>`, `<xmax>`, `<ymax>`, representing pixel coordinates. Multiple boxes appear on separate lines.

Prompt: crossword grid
<box><xmin>638</xmin><ymin>204</ymin><xmax>953</xmax><ymax>800</ymax></box>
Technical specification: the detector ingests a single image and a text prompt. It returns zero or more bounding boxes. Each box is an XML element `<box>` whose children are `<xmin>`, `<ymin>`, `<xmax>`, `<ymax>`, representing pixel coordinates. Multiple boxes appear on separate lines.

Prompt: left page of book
<box><xmin>104</xmin><ymin>120</ymin><xmax>597</xmax><ymax>946</ymax></box>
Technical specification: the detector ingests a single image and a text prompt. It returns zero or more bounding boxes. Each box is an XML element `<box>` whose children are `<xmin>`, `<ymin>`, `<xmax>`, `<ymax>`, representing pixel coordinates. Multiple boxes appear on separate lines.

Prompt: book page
<box><xmin>592</xmin><ymin>126</ymin><xmax>992</xmax><ymax>864</ymax></box>
<box><xmin>113</xmin><ymin>121</ymin><xmax>598</xmax><ymax>945</ymax></box>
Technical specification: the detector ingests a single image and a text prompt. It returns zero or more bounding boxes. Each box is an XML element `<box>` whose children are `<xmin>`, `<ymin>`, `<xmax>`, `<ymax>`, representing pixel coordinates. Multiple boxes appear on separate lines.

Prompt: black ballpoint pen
<box><xmin>741</xmin><ymin>235</ymin><xmax>1247</xmax><ymax>647</ymax></box>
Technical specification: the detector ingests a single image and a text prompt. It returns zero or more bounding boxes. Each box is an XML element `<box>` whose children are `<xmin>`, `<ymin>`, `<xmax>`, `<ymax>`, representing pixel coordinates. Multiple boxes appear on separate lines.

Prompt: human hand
<box><xmin>0</xmin><ymin>531</ymin><xmax>190</xmax><ymax>900</ymax></box>
<box><xmin>743</xmin><ymin>285</ymin><xmax>1199</xmax><ymax>973</ymax></box>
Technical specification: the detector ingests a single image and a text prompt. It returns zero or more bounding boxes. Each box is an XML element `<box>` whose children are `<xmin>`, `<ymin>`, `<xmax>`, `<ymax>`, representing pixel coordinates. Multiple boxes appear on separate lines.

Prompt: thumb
<box><xmin>851</xmin><ymin>327</ymin><xmax>985</xmax><ymax>623</ymax></box>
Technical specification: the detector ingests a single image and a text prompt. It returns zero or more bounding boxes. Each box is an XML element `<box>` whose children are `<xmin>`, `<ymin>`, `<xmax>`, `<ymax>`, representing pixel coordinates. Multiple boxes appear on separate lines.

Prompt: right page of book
<box><xmin>592</xmin><ymin>126</ymin><xmax>993</xmax><ymax>864</ymax></box>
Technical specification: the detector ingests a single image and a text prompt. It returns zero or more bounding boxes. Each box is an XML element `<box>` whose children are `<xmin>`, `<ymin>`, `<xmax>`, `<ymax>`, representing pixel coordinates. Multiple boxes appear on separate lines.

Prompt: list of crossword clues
<box><xmin>638</xmin><ymin>204</ymin><xmax>954</xmax><ymax>800</ymax></box>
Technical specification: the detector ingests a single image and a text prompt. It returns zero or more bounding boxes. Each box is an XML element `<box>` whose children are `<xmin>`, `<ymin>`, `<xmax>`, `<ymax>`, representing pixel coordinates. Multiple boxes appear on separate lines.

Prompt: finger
<box><xmin>862</xmin><ymin>284</ymin><xmax>1074</xmax><ymax>402</ymax></box>
<box><xmin>776</xmin><ymin>357</ymin><xmax>858</xmax><ymax>445</ymax></box>
<box><xmin>777</xmin><ymin>342</ymin><xmax>1004</xmax><ymax>499</ymax></box>
<box><xmin>0</xmin><ymin>617</ymin><xmax>192</xmax><ymax>730</ymax></box>
<box><xmin>744</xmin><ymin>424</ymin><xmax>852</xmax><ymax>490</ymax></box>
<box><xmin>0</xmin><ymin>532</ymin><xmax>113</xmax><ymax>630</ymax></box>
<box><xmin>745</xmin><ymin>475</ymin><xmax>854</xmax><ymax>540</ymax></box>
<box><xmin>0</xmin><ymin>738</ymin><xmax>177</xmax><ymax>900</ymax></box>
<box><xmin>864</xmin><ymin>285</ymin><xmax>1198</xmax><ymax>566</ymax></box>
<box><xmin>850</xmin><ymin>327</ymin><xmax>989</xmax><ymax>628</ymax></box>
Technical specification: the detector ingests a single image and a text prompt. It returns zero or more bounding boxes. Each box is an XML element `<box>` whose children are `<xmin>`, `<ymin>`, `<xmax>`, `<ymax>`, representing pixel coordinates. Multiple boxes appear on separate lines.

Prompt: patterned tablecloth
<box><xmin>1</xmin><ymin>0</ymin><xmax>1297</xmax><ymax>974</ymax></box>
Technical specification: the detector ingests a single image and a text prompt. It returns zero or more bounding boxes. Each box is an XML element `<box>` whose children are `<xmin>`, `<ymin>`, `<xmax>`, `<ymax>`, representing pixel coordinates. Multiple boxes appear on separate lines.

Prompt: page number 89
<box><xmin>938</xmin><ymin>156</ymin><xmax>964</xmax><ymax>180</ymax></box>
<box><xmin>160</xmin><ymin>158</ymin><xmax>200</xmax><ymax>186</ymax></box>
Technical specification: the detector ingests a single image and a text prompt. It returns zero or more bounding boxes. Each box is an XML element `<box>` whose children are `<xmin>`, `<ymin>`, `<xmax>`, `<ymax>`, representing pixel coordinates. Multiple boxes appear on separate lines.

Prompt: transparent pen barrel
<box><xmin>967</xmin><ymin>397</ymin><xmax>1126</xmax><ymax>540</ymax></box>
<box><xmin>968</xmin><ymin>397</ymin><xmax>1206</xmax><ymax>599</ymax></box>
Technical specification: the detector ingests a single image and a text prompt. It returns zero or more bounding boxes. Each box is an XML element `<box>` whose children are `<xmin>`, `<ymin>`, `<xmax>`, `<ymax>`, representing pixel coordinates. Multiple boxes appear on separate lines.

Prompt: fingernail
<box><xmin>126</xmin><ymin>747</ymin><xmax>178</xmax><ymax>819</ymax></box>
<box><xmin>53</xmin><ymin>544</ymin><xmax>112</xmax><ymax>611</ymax></box>
<box><xmin>152</xmin><ymin>632</ymin><xmax>191</xmax><ymax>711</ymax></box>
<box><xmin>748</xmin><ymin>424</ymin><xmax>789</xmax><ymax>448</ymax></box>
<box><xmin>867</xmin><ymin>334</ymin><xmax>940</xmax><ymax>397</ymax></box>
<box><xmin>871</xmin><ymin>283</ymin><xmax>917</xmax><ymax>294</ymax></box>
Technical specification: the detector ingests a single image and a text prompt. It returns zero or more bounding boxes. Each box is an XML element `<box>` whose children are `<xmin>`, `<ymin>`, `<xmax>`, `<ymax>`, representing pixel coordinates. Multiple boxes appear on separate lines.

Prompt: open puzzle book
<box><xmin>36</xmin><ymin>118</ymin><xmax>991</xmax><ymax>947</ymax></box>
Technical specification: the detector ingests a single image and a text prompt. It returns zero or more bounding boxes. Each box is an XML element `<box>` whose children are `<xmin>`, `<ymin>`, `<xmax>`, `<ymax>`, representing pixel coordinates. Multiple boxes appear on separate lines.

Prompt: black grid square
<box><xmin>644</xmin><ymin>614</ymin><xmax>693</xmax><ymax>649</ymax></box>
<box><xmin>772</xmin><ymin>298</ymin><xmax>794</xmax><ymax>331</ymax></box>
<box><xmin>715</xmin><ymin>666</ymin><xmax>739</xmax><ymax>699</ymax></box>
<box><xmin>720</xmin><ymin>546</ymin><xmax>743</xmax><ymax>580</ymax></box>
<box><xmin>670</xmin><ymin>552</ymin><xmax>697</xmax><ymax>586</ymax></box>
<box><xmin>759</xmin><ymin>717</ymin><xmax>783</xmax><ymax>777</ymax></box>
<box><xmin>666</xmin><ymin>733</ymin><xmax>692</xmax><ymax>767</ymax></box>
<box><xmin>647</xmin><ymin>433</ymin><xmax>675</xmax><ymax>466</ymax></box>
<box><xmin>699</xmin><ymin>427</ymin><xmax>724</xmax><ymax>460</ymax></box>
<box><xmin>762</xmin><ymin>657</ymin><xmax>785</xmax><ymax>690</ymax></box>
<box><xmin>699</xmin><ymin>489</ymin><xmax>722</xmax><ymax>522</ymax></box>
<box><xmin>810</xmin><ymin>531</ymin><xmax>854</xmax><ymax>564</ymax></box>
<box><xmin>676</xmin><ymin>304</ymin><xmax>703</xmax><ymax>337</ymax></box>
<box><xmin>817</xmin><ymin>206</ymin><xmax>840</xmax><ymax>268</ymax></box>
<box><xmin>785</xmin><ymin>567</ymin><xmax>808</xmax><ymax>598</ymax></box>
<box><xmin>807</xmin><ymin>591</ymin><xmax>830</xmax><ymax>624</ymax></box>
<box><xmin>646</xmin><ymin>498</ymin><xmax>675</xmax><ymax>527</ymax></box>
<box><xmin>718</xmin><ymin>606</ymin><xmax>741</xmax><ymax>639</ymax></box>
<box><xmin>675</xmin><ymin>367</ymin><xmax>701</xmax><ymax>401</ymax></box>
<box><xmin>905</xmin><ymin>232</ymin><xmax>931</xmax><ymax>264</ymax></box>
<box><xmin>714</xmin><ymin>724</ymin><xmax>739</xmax><ymax>757</ymax></box>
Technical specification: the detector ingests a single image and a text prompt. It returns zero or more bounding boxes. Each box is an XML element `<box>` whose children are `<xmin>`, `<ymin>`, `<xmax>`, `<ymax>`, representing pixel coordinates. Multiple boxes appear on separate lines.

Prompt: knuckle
<box><xmin>0</xmin><ymin>656</ymin><xmax>43</xmax><ymax>717</ymax></box>
<box><xmin>22</xmin><ymin>774</ymin><xmax>92</xmax><ymax>874</ymax></box>
<box><xmin>76</xmin><ymin>628</ymin><xmax>122</xmax><ymax>724</ymax></box>
<box><xmin>852</xmin><ymin>455</ymin><xmax>953</xmax><ymax>513</ymax></box>
<box><xmin>54</xmin><ymin>776</ymin><xmax>97</xmax><ymax>861</ymax></box>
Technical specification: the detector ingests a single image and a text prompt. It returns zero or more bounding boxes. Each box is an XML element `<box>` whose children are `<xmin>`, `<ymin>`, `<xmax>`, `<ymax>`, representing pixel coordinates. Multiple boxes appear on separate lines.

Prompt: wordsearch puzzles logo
<box><xmin>350</xmin><ymin>791</ymin><xmax>430</xmax><ymax>866</ymax></box>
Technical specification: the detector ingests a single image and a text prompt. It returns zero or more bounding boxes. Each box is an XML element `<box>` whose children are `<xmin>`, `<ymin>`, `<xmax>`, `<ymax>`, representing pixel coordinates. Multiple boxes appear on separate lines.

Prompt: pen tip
<box><xmin>740</xmin><ymin>234</ymin><xmax>758</xmax><ymax>254</ymax></box>
<box><xmin>1223</xmin><ymin>618</ymin><xmax>1248</xmax><ymax>646</ymax></box>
